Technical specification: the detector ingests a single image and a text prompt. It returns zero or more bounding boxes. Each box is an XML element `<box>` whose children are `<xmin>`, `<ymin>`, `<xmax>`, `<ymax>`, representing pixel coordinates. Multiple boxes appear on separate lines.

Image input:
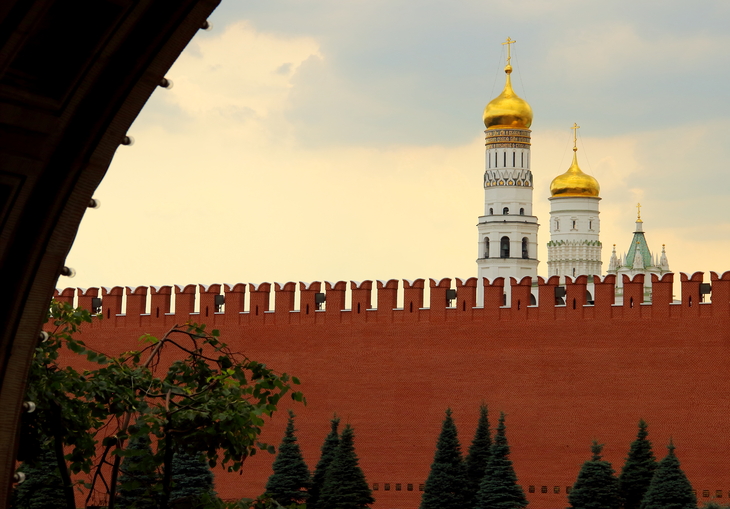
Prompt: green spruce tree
<box><xmin>169</xmin><ymin>449</ymin><xmax>215</xmax><ymax>505</ymax></box>
<box><xmin>465</xmin><ymin>404</ymin><xmax>492</xmax><ymax>506</ymax></box>
<box><xmin>640</xmin><ymin>440</ymin><xmax>696</xmax><ymax>509</ymax></box>
<box><xmin>568</xmin><ymin>440</ymin><xmax>620</xmax><ymax>509</ymax></box>
<box><xmin>474</xmin><ymin>412</ymin><xmax>527</xmax><ymax>509</ymax></box>
<box><xmin>11</xmin><ymin>448</ymin><xmax>66</xmax><ymax>509</ymax></box>
<box><xmin>117</xmin><ymin>430</ymin><xmax>160</xmax><ymax>509</ymax></box>
<box><xmin>618</xmin><ymin>420</ymin><xmax>657</xmax><ymax>509</ymax></box>
<box><xmin>420</xmin><ymin>408</ymin><xmax>467</xmax><ymax>509</ymax></box>
<box><xmin>309</xmin><ymin>415</ymin><xmax>341</xmax><ymax>509</ymax></box>
<box><xmin>265</xmin><ymin>410</ymin><xmax>311</xmax><ymax>505</ymax></box>
<box><xmin>319</xmin><ymin>424</ymin><xmax>374</xmax><ymax>509</ymax></box>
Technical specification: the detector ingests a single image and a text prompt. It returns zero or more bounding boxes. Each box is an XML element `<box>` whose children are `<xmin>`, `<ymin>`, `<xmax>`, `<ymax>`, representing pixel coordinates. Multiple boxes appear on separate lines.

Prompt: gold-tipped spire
<box><xmin>549</xmin><ymin>124</ymin><xmax>600</xmax><ymax>197</ymax></box>
<box><xmin>483</xmin><ymin>37</ymin><xmax>533</xmax><ymax>130</ymax></box>
<box><xmin>636</xmin><ymin>203</ymin><xmax>643</xmax><ymax>223</ymax></box>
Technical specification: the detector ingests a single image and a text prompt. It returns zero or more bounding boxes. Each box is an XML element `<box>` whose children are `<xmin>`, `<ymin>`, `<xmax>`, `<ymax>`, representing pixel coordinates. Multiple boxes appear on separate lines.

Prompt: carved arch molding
<box><xmin>0</xmin><ymin>0</ymin><xmax>220</xmax><ymax>502</ymax></box>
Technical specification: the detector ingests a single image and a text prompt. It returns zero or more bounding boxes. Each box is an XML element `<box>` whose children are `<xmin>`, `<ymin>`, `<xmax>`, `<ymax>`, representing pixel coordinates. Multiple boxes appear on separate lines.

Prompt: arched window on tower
<box><xmin>503</xmin><ymin>152</ymin><xmax>506</xmax><ymax>167</ymax></box>
<box><xmin>513</xmin><ymin>151</ymin><xmax>516</xmax><ymax>167</ymax></box>
<box><xmin>522</xmin><ymin>237</ymin><xmax>528</xmax><ymax>259</ymax></box>
<box><xmin>503</xmin><ymin>207</ymin><xmax>509</xmax><ymax>215</ymax></box>
<box><xmin>519</xmin><ymin>208</ymin><xmax>525</xmax><ymax>215</ymax></box>
<box><xmin>484</xmin><ymin>238</ymin><xmax>490</xmax><ymax>258</ymax></box>
<box><xmin>555</xmin><ymin>219</ymin><xmax>560</xmax><ymax>231</ymax></box>
<box><xmin>500</xmin><ymin>236</ymin><xmax>510</xmax><ymax>258</ymax></box>
<box><xmin>489</xmin><ymin>207</ymin><xmax>493</xmax><ymax>215</ymax></box>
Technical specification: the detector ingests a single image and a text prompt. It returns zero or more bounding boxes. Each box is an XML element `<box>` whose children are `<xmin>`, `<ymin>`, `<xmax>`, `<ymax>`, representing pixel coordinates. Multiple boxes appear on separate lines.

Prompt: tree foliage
<box><xmin>18</xmin><ymin>304</ymin><xmax>101</xmax><ymax>508</ymax></box>
<box><xmin>11</xmin><ymin>447</ymin><xmax>66</xmax><ymax>509</ymax></box>
<box><xmin>618</xmin><ymin>420</ymin><xmax>657</xmax><ymax>509</ymax></box>
<box><xmin>474</xmin><ymin>412</ymin><xmax>527</xmax><ymax>509</ymax></box>
<box><xmin>19</xmin><ymin>300</ymin><xmax>304</xmax><ymax>509</ymax></box>
<box><xmin>265</xmin><ymin>410</ymin><xmax>312</xmax><ymax>505</ymax></box>
<box><xmin>319</xmin><ymin>424</ymin><xmax>374</xmax><ymax>509</ymax></box>
<box><xmin>420</xmin><ymin>408</ymin><xmax>467</xmax><ymax>509</ymax></box>
<box><xmin>639</xmin><ymin>441</ymin><xmax>696</xmax><ymax>509</ymax></box>
<box><xmin>116</xmin><ymin>429</ymin><xmax>160</xmax><ymax>509</ymax></box>
<box><xmin>700</xmin><ymin>503</ymin><xmax>730</xmax><ymax>509</ymax></box>
<box><xmin>169</xmin><ymin>449</ymin><xmax>216</xmax><ymax>506</ymax></box>
<box><xmin>465</xmin><ymin>404</ymin><xmax>491</xmax><ymax>506</ymax></box>
<box><xmin>568</xmin><ymin>441</ymin><xmax>620</xmax><ymax>509</ymax></box>
<box><xmin>309</xmin><ymin>415</ymin><xmax>340</xmax><ymax>509</ymax></box>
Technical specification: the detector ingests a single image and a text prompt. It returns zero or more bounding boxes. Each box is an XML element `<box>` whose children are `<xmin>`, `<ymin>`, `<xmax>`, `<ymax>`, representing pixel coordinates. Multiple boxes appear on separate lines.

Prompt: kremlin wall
<box><xmin>50</xmin><ymin>40</ymin><xmax>723</xmax><ymax>509</ymax></box>
<box><xmin>53</xmin><ymin>273</ymin><xmax>730</xmax><ymax>509</ymax></box>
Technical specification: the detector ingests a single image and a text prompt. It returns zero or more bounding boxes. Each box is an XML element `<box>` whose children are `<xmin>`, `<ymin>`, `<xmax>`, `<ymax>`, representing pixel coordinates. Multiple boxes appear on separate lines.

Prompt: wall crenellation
<box><xmin>53</xmin><ymin>272</ymin><xmax>730</xmax><ymax>328</ymax></box>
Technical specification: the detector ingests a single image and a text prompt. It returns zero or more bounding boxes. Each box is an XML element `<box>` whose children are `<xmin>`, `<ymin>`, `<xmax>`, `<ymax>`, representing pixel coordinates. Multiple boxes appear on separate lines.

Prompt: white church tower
<box><xmin>476</xmin><ymin>38</ymin><xmax>539</xmax><ymax>301</ymax></box>
<box><xmin>547</xmin><ymin>124</ymin><xmax>602</xmax><ymax>280</ymax></box>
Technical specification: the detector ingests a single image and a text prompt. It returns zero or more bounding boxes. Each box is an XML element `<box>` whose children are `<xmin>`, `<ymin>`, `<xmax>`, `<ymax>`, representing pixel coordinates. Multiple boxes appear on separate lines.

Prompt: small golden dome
<box><xmin>550</xmin><ymin>148</ymin><xmax>600</xmax><ymax>197</ymax></box>
<box><xmin>483</xmin><ymin>65</ymin><xmax>533</xmax><ymax>129</ymax></box>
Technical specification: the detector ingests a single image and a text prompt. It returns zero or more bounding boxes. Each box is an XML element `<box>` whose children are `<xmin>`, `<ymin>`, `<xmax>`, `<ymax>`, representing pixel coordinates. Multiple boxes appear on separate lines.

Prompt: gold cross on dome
<box><xmin>502</xmin><ymin>37</ymin><xmax>516</xmax><ymax>65</ymax></box>
<box><xmin>571</xmin><ymin>123</ymin><xmax>580</xmax><ymax>151</ymax></box>
<box><xmin>637</xmin><ymin>202</ymin><xmax>642</xmax><ymax>221</ymax></box>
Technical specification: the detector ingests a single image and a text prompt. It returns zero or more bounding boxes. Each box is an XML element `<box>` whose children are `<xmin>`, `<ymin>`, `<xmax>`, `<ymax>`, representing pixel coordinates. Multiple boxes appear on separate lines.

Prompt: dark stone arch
<box><xmin>0</xmin><ymin>1</ymin><xmax>220</xmax><ymax>502</ymax></box>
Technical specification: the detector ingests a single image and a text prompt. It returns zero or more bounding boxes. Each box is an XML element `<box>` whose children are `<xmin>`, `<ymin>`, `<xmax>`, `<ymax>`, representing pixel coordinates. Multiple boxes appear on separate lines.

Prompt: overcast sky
<box><xmin>65</xmin><ymin>0</ymin><xmax>730</xmax><ymax>295</ymax></box>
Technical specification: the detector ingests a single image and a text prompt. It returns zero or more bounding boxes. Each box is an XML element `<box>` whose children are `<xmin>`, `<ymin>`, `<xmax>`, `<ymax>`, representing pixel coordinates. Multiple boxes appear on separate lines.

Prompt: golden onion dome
<box><xmin>483</xmin><ymin>64</ymin><xmax>533</xmax><ymax>129</ymax></box>
<box><xmin>550</xmin><ymin>148</ymin><xmax>600</xmax><ymax>197</ymax></box>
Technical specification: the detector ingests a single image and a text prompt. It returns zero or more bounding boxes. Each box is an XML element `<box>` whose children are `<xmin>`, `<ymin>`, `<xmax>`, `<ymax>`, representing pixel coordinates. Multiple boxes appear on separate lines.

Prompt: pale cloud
<box><xmin>546</xmin><ymin>24</ymin><xmax>725</xmax><ymax>81</ymax></box>
<box><xmin>66</xmin><ymin>19</ymin><xmax>489</xmax><ymax>287</ymax></box>
<box><xmin>63</xmin><ymin>3</ymin><xmax>730</xmax><ymax>296</ymax></box>
<box><xmin>68</xmin><ymin>124</ymin><xmax>483</xmax><ymax>288</ymax></box>
<box><xmin>165</xmin><ymin>21</ymin><xmax>322</xmax><ymax>118</ymax></box>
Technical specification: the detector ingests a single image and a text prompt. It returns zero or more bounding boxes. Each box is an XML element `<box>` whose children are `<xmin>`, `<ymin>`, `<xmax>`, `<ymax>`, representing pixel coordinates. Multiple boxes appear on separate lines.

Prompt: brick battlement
<box><xmin>54</xmin><ymin>272</ymin><xmax>730</xmax><ymax>328</ymax></box>
<box><xmin>51</xmin><ymin>271</ymin><xmax>730</xmax><ymax>509</ymax></box>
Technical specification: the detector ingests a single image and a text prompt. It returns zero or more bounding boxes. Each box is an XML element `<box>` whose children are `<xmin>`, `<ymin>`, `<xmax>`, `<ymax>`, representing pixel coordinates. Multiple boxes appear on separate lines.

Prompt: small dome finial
<box><xmin>483</xmin><ymin>38</ymin><xmax>532</xmax><ymax>129</ymax></box>
<box><xmin>636</xmin><ymin>203</ymin><xmax>643</xmax><ymax>223</ymax></box>
<box><xmin>549</xmin><ymin>124</ymin><xmax>600</xmax><ymax>197</ymax></box>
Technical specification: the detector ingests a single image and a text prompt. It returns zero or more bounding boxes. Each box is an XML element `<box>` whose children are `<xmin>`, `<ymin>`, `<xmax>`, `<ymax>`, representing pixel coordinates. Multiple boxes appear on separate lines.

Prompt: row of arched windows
<box><xmin>487</xmin><ymin>150</ymin><xmax>527</xmax><ymax>169</ymax></box>
<box><xmin>484</xmin><ymin>237</ymin><xmax>530</xmax><ymax>259</ymax></box>
<box><xmin>489</xmin><ymin>207</ymin><xmax>525</xmax><ymax>215</ymax></box>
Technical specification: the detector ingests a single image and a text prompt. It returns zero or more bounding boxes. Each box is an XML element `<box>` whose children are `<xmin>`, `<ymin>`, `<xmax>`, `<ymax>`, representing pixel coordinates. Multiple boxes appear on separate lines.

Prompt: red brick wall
<box><xmin>53</xmin><ymin>272</ymin><xmax>730</xmax><ymax>509</ymax></box>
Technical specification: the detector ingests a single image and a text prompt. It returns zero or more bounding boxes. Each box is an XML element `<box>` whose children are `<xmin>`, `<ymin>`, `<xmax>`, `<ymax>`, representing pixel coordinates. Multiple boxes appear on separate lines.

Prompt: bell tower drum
<box><xmin>546</xmin><ymin>124</ymin><xmax>602</xmax><ymax>281</ymax></box>
<box><xmin>477</xmin><ymin>38</ymin><xmax>539</xmax><ymax>303</ymax></box>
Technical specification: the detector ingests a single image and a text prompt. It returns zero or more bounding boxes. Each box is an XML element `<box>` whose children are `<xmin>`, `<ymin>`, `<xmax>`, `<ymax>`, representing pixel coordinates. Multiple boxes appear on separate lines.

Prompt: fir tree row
<box><xmin>264</xmin><ymin>411</ymin><xmax>374</xmax><ymax>509</ymax></box>
<box><xmin>12</xmin><ymin>431</ymin><xmax>216</xmax><ymax>509</ymax></box>
<box><xmin>419</xmin><ymin>410</ymin><xmax>699</xmax><ymax>509</ymax></box>
<box><xmin>11</xmin><ymin>414</ymin><xmax>703</xmax><ymax>509</ymax></box>
<box><xmin>569</xmin><ymin>420</ymin><xmax>697</xmax><ymax>509</ymax></box>
<box><xmin>420</xmin><ymin>405</ymin><xmax>528</xmax><ymax>509</ymax></box>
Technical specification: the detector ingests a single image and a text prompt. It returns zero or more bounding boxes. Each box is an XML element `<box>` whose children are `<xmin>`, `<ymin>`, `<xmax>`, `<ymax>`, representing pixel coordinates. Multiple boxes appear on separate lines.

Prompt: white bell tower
<box><xmin>476</xmin><ymin>38</ymin><xmax>539</xmax><ymax>303</ymax></box>
<box><xmin>547</xmin><ymin>124</ymin><xmax>602</xmax><ymax>281</ymax></box>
